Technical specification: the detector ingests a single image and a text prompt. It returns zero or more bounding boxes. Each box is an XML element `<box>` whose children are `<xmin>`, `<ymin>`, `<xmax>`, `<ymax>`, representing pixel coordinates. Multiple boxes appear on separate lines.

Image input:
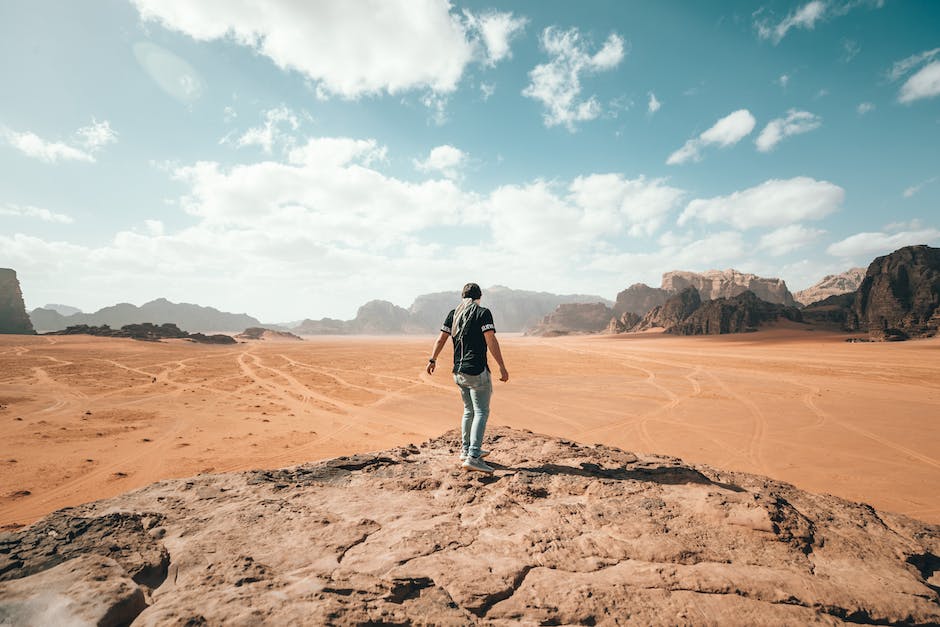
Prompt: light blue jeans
<box><xmin>454</xmin><ymin>370</ymin><xmax>492</xmax><ymax>458</ymax></box>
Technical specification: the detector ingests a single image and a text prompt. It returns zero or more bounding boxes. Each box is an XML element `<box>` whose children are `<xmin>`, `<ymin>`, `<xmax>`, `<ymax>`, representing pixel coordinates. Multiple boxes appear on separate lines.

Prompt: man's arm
<box><xmin>426</xmin><ymin>331</ymin><xmax>449</xmax><ymax>375</ymax></box>
<box><xmin>484</xmin><ymin>330</ymin><xmax>509</xmax><ymax>382</ymax></box>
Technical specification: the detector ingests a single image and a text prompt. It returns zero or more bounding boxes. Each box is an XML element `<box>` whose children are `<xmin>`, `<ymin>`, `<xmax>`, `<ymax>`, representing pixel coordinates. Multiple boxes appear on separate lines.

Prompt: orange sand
<box><xmin>1</xmin><ymin>327</ymin><xmax>938</xmax><ymax>528</ymax></box>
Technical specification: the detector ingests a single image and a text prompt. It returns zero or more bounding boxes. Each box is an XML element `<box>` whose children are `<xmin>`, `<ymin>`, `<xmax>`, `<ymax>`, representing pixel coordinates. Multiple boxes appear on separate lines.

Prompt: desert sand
<box><xmin>1</xmin><ymin>325</ymin><xmax>939</xmax><ymax>529</ymax></box>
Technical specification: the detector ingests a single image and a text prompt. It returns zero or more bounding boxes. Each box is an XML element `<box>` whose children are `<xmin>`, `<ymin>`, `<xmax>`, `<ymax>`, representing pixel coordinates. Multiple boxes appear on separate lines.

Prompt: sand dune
<box><xmin>1</xmin><ymin>327</ymin><xmax>939</xmax><ymax>528</ymax></box>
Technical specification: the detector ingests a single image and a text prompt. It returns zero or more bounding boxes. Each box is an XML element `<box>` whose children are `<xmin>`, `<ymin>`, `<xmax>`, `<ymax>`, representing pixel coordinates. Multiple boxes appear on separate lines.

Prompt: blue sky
<box><xmin>1</xmin><ymin>0</ymin><xmax>938</xmax><ymax>321</ymax></box>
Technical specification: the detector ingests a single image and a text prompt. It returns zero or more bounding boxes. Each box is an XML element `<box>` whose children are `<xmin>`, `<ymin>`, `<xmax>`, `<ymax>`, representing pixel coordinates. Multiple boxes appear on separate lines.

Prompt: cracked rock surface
<box><xmin>1</xmin><ymin>427</ymin><xmax>938</xmax><ymax>625</ymax></box>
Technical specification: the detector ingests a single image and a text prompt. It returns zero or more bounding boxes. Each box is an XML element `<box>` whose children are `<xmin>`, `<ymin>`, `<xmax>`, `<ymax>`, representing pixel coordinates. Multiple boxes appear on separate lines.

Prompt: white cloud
<box><xmin>413</xmin><ymin>145</ymin><xmax>468</xmax><ymax>180</ymax></box>
<box><xmin>903</xmin><ymin>177</ymin><xmax>937</xmax><ymax>198</ymax></box>
<box><xmin>678</xmin><ymin>176</ymin><xmax>844</xmax><ymax>229</ymax></box>
<box><xmin>899</xmin><ymin>61</ymin><xmax>940</xmax><ymax>104</ymax></box>
<box><xmin>131</xmin><ymin>0</ymin><xmax>522</xmax><ymax>100</ymax></box>
<box><xmin>647</xmin><ymin>91</ymin><xmax>661</xmax><ymax>114</ymax></box>
<box><xmin>841</xmin><ymin>38</ymin><xmax>861</xmax><ymax>62</ymax></box>
<box><xmin>0</xmin><ymin>204</ymin><xmax>74</xmax><ymax>224</ymax></box>
<box><xmin>2</xmin><ymin>119</ymin><xmax>117</xmax><ymax>164</ymax></box>
<box><xmin>777</xmin><ymin>73</ymin><xmax>790</xmax><ymax>87</ymax></box>
<box><xmin>480</xmin><ymin>83</ymin><xmax>495</xmax><ymax>101</ymax></box>
<box><xmin>464</xmin><ymin>11</ymin><xmax>527</xmax><ymax>65</ymax></box>
<box><xmin>755</xmin><ymin>1</ymin><xmax>826</xmax><ymax>44</ymax></box>
<box><xmin>228</xmin><ymin>105</ymin><xmax>300</xmax><ymax>153</ymax></box>
<box><xmin>755</xmin><ymin>109</ymin><xmax>822</xmax><ymax>152</ymax></box>
<box><xmin>522</xmin><ymin>27</ymin><xmax>626</xmax><ymax>131</ymax></box>
<box><xmin>666</xmin><ymin>109</ymin><xmax>756</xmax><ymax>165</ymax></box>
<box><xmin>827</xmin><ymin>228</ymin><xmax>940</xmax><ymax>258</ymax></box>
<box><xmin>887</xmin><ymin>48</ymin><xmax>940</xmax><ymax>81</ymax></box>
<box><xmin>758</xmin><ymin>224</ymin><xmax>825</xmax><ymax>256</ymax></box>
<box><xmin>856</xmin><ymin>102</ymin><xmax>875</xmax><ymax>115</ymax></box>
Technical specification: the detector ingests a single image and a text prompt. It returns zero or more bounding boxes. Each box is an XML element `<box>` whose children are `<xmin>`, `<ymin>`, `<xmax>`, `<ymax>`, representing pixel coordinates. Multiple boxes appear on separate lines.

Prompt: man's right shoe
<box><xmin>459</xmin><ymin>449</ymin><xmax>490</xmax><ymax>462</ymax></box>
<box><xmin>462</xmin><ymin>456</ymin><xmax>494</xmax><ymax>474</ymax></box>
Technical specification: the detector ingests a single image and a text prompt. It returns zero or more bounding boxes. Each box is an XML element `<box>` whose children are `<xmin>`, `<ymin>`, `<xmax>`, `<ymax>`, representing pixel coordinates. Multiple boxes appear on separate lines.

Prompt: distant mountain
<box><xmin>633</xmin><ymin>288</ymin><xmax>802</xmax><ymax>335</ymax></box>
<box><xmin>525</xmin><ymin>302</ymin><xmax>614</xmax><ymax>336</ymax></box>
<box><xmin>661</xmin><ymin>269</ymin><xmax>796</xmax><ymax>306</ymax></box>
<box><xmin>793</xmin><ymin>268</ymin><xmax>866</xmax><ymax>307</ymax></box>
<box><xmin>29</xmin><ymin>298</ymin><xmax>260</xmax><ymax>334</ymax></box>
<box><xmin>296</xmin><ymin>286</ymin><xmax>612</xmax><ymax>335</ymax></box>
<box><xmin>42</xmin><ymin>303</ymin><xmax>82</xmax><ymax>316</ymax></box>
<box><xmin>0</xmin><ymin>268</ymin><xmax>35</xmax><ymax>335</ymax></box>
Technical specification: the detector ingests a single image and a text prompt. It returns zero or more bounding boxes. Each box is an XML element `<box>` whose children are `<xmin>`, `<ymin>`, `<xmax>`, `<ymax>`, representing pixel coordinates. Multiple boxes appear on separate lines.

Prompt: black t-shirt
<box><xmin>441</xmin><ymin>305</ymin><xmax>495</xmax><ymax>375</ymax></box>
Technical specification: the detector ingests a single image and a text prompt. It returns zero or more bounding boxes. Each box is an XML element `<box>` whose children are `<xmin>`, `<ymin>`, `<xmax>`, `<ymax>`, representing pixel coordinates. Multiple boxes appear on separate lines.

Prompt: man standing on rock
<box><xmin>426</xmin><ymin>283</ymin><xmax>509</xmax><ymax>474</ymax></box>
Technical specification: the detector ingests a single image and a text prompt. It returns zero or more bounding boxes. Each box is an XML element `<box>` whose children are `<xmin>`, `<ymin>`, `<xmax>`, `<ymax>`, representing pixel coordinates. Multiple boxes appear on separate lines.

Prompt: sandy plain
<box><xmin>1</xmin><ymin>325</ymin><xmax>938</xmax><ymax>529</ymax></box>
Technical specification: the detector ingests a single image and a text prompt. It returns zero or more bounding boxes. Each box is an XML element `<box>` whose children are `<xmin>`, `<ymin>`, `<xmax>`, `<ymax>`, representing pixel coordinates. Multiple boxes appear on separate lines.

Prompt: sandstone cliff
<box><xmin>0</xmin><ymin>269</ymin><xmax>35</xmax><ymax>335</ymax></box>
<box><xmin>612</xmin><ymin>283</ymin><xmax>671</xmax><ymax>317</ymax></box>
<box><xmin>525</xmin><ymin>302</ymin><xmax>614</xmax><ymax>336</ymax></box>
<box><xmin>848</xmin><ymin>245</ymin><xmax>940</xmax><ymax>340</ymax></box>
<box><xmin>661</xmin><ymin>269</ymin><xmax>796</xmax><ymax>306</ymax></box>
<box><xmin>604</xmin><ymin>311</ymin><xmax>641</xmax><ymax>334</ymax></box>
<box><xmin>794</xmin><ymin>267</ymin><xmax>866</xmax><ymax>307</ymax></box>
<box><xmin>633</xmin><ymin>287</ymin><xmax>703</xmax><ymax>333</ymax></box>
<box><xmin>672</xmin><ymin>291</ymin><xmax>802</xmax><ymax>336</ymax></box>
<box><xmin>1</xmin><ymin>428</ymin><xmax>937</xmax><ymax>625</ymax></box>
<box><xmin>236</xmin><ymin>327</ymin><xmax>303</xmax><ymax>341</ymax></box>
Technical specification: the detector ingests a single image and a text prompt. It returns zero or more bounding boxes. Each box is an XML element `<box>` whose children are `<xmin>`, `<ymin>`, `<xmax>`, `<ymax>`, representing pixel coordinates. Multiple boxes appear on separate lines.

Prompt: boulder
<box><xmin>0</xmin><ymin>269</ymin><xmax>35</xmax><ymax>335</ymax></box>
<box><xmin>848</xmin><ymin>245</ymin><xmax>940</xmax><ymax>339</ymax></box>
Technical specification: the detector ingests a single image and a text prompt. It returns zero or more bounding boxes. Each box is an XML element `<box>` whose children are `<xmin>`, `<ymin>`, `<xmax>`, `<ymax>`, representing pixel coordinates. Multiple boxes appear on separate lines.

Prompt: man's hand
<box><xmin>498</xmin><ymin>366</ymin><xmax>509</xmax><ymax>382</ymax></box>
<box><xmin>426</xmin><ymin>360</ymin><xmax>436</xmax><ymax>375</ymax></box>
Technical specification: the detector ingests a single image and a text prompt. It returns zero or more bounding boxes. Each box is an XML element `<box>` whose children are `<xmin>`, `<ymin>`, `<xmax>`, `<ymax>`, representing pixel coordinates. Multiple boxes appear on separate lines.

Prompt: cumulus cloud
<box><xmin>678</xmin><ymin>176</ymin><xmax>844</xmax><ymax>229</ymax></box>
<box><xmin>413</xmin><ymin>145</ymin><xmax>468</xmax><ymax>180</ymax></box>
<box><xmin>755</xmin><ymin>1</ymin><xmax>826</xmax><ymax>44</ymax></box>
<box><xmin>827</xmin><ymin>227</ymin><xmax>940</xmax><ymax>258</ymax></box>
<box><xmin>856</xmin><ymin>102</ymin><xmax>875</xmax><ymax>115</ymax></box>
<box><xmin>887</xmin><ymin>48</ymin><xmax>940</xmax><ymax>81</ymax></box>
<box><xmin>647</xmin><ymin>91</ymin><xmax>661</xmax><ymax>114</ymax></box>
<box><xmin>2</xmin><ymin>119</ymin><xmax>117</xmax><ymax>164</ymax></box>
<box><xmin>0</xmin><ymin>204</ymin><xmax>74</xmax><ymax>224</ymax></box>
<box><xmin>755</xmin><ymin>109</ymin><xmax>822</xmax><ymax>152</ymax></box>
<box><xmin>464</xmin><ymin>11</ymin><xmax>527</xmax><ymax>65</ymax></box>
<box><xmin>666</xmin><ymin>109</ymin><xmax>756</xmax><ymax>165</ymax></box>
<box><xmin>757</xmin><ymin>224</ymin><xmax>825</xmax><ymax>256</ymax></box>
<box><xmin>131</xmin><ymin>0</ymin><xmax>523</xmax><ymax>100</ymax></box>
<box><xmin>522</xmin><ymin>27</ymin><xmax>626</xmax><ymax>130</ymax></box>
<box><xmin>777</xmin><ymin>74</ymin><xmax>790</xmax><ymax>87</ymax></box>
<box><xmin>226</xmin><ymin>106</ymin><xmax>301</xmax><ymax>153</ymax></box>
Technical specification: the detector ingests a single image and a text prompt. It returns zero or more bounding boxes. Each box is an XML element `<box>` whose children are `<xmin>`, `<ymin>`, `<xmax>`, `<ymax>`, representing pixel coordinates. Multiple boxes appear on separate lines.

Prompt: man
<box><xmin>426</xmin><ymin>283</ymin><xmax>509</xmax><ymax>474</ymax></box>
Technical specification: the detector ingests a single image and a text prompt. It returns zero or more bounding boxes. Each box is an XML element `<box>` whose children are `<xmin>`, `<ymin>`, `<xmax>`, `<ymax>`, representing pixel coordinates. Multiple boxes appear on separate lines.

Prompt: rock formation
<box><xmin>800</xmin><ymin>293</ymin><xmax>856</xmax><ymax>328</ymax></box>
<box><xmin>236</xmin><ymin>327</ymin><xmax>303</xmax><ymax>341</ymax></box>
<box><xmin>29</xmin><ymin>298</ymin><xmax>260</xmax><ymax>334</ymax></box>
<box><xmin>671</xmin><ymin>291</ymin><xmax>802</xmax><ymax>336</ymax></box>
<box><xmin>1</xmin><ymin>428</ymin><xmax>937</xmax><ymax>624</ymax></box>
<box><xmin>45</xmin><ymin>323</ymin><xmax>236</xmax><ymax>344</ymax></box>
<box><xmin>604</xmin><ymin>311</ymin><xmax>641</xmax><ymax>334</ymax></box>
<box><xmin>661</xmin><ymin>269</ymin><xmax>797</xmax><ymax>306</ymax></box>
<box><xmin>40</xmin><ymin>303</ymin><xmax>82</xmax><ymax>316</ymax></box>
<box><xmin>612</xmin><ymin>283</ymin><xmax>671</xmax><ymax>317</ymax></box>
<box><xmin>525</xmin><ymin>303</ymin><xmax>614</xmax><ymax>336</ymax></box>
<box><xmin>794</xmin><ymin>267</ymin><xmax>866</xmax><ymax>307</ymax></box>
<box><xmin>848</xmin><ymin>245</ymin><xmax>940</xmax><ymax>340</ymax></box>
<box><xmin>633</xmin><ymin>287</ymin><xmax>703</xmax><ymax>332</ymax></box>
<box><xmin>0</xmin><ymin>269</ymin><xmax>35</xmax><ymax>335</ymax></box>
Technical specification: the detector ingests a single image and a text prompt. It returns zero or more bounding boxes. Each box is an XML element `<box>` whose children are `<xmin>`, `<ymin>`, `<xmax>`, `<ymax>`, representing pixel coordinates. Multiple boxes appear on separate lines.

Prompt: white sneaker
<box><xmin>462</xmin><ymin>456</ymin><xmax>494</xmax><ymax>474</ymax></box>
<box><xmin>459</xmin><ymin>449</ymin><xmax>490</xmax><ymax>462</ymax></box>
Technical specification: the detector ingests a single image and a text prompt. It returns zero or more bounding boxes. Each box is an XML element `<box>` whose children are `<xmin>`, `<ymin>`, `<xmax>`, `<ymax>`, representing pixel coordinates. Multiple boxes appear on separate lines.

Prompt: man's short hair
<box><xmin>462</xmin><ymin>282</ymin><xmax>482</xmax><ymax>300</ymax></box>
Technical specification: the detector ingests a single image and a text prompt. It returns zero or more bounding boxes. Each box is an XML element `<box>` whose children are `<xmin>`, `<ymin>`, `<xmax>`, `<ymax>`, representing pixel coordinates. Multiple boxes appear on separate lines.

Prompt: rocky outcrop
<box><xmin>30</xmin><ymin>298</ymin><xmax>260</xmax><ymax>334</ymax></box>
<box><xmin>604</xmin><ymin>311</ymin><xmax>641</xmax><ymax>334</ymax></box>
<box><xmin>1</xmin><ymin>427</ymin><xmax>938</xmax><ymax>624</ymax></box>
<box><xmin>296</xmin><ymin>300</ymin><xmax>419</xmax><ymax>335</ymax></box>
<box><xmin>46</xmin><ymin>323</ymin><xmax>236</xmax><ymax>344</ymax></box>
<box><xmin>662</xmin><ymin>269</ymin><xmax>797</xmax><ymax>306</ymax></box>
<box><xmin>236</xmin><ymin>327</ymin><xmax>303</xmax><ymax>341</ymax></box>
<box><xmin>0</xmin><ymin>269</ymin><xmax>35</xmax><ymax>335</ymax></box>
<box><xmin>525</xmin><ymin>303</ymin><xmax>614</xmax><ymax>336</ymax></box>
<box><xmin>800</xmin><ymin>293</ymin><xmax>856</xmax><ymax>328</ymax></box>
<box><xmin>848</xmin><ymin>245</ymin><xmax>940</xmax><ymax>340</ymax></box>
<box><xmin>612</xmin><ymin>283</ymin><xmax>672</xmax><ymax>317</ymax></box>
<box><xmin>794</xmin><ymin>267</ymin><xmax>866</xmax><ymax>307</ymax></box>
<box><xmin>672</xmin><ymin>291</ymin><xmax>803</xmax><ymax>335</ymax></box>
<box><xmin>40</xmin><ymin>303</ymin><xmax>82</xmax><ymax>316</ymax></box>
<box><xmin>633</xmin><ymin>287</ymin><xmax>703</xmax><ymax>332</ymax></box>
